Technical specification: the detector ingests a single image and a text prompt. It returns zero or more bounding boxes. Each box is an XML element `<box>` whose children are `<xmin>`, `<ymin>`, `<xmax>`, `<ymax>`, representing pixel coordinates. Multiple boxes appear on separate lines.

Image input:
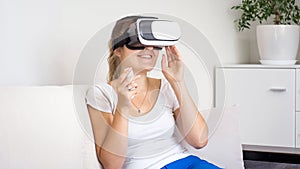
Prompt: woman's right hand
<box><xmin>110</xmin><ymin>67</ymin><xmax>139</xmax><ymax>114</ymax></box>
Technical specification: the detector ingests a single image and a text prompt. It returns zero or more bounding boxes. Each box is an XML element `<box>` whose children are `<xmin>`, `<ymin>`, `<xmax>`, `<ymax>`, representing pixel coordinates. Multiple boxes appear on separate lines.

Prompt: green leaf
<box><xmin>231</xmin><ymin>0</ymin><xmax>300</xmax><ymax>31</ymax></box>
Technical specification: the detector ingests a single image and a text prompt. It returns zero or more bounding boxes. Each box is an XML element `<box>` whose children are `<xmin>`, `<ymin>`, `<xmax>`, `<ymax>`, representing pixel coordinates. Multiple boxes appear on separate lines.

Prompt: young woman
<box><xmin>86</xmin><ymin>15</ymin><xmax>221</xmax><ymax>169</ymax></box>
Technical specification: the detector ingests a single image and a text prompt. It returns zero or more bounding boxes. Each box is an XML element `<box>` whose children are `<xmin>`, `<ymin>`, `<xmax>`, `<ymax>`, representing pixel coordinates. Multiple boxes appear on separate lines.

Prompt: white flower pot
<box><xmin>257</xmin><ymin>25</ymin><xmax>299</xmax><ymax>65</ymax></box>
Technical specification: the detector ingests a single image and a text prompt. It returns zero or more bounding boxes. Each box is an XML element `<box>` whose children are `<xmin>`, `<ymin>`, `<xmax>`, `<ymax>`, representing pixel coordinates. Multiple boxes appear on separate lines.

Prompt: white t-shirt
<box><xmin>85</xmin><ymin>78</ymin><xmax>190</xmax><ymax>169</ymax></box>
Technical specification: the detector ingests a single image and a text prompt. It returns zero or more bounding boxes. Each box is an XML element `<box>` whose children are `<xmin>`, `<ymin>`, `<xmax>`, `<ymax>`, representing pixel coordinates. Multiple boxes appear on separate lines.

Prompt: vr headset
<box><xmin>112</xmin><ymin>17</ymin><xmax>181</xmax><ymax>51</ymax></box>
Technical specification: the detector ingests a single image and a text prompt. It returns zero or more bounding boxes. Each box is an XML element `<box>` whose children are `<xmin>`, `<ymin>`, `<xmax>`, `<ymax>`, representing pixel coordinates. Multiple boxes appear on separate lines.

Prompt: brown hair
<box><xmin>107</xmin><ymin>15</ymin><xmax>143</xmax><ymax>81</ymax></box>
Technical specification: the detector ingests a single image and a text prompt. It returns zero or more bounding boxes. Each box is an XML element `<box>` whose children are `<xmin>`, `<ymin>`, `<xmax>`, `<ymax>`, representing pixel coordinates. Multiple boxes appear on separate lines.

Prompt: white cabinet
<box><xmin>216</xmin><ymin>65</ymin><xmax>300</xmax><ymax>148</ymax></box>
<box><xmin>297</xmin><ymin>69</ymin><xmax>300</xmax><ymax>148</ymax></box>
<box><xmin>297</xmin><ymin>112</ymin><xmax>300</xmax><ymax>148</ymax></box>
<box><xmin>297</xmin><ymin>69</ymin><xmax>300</xmax><ymax>111</ymax></box>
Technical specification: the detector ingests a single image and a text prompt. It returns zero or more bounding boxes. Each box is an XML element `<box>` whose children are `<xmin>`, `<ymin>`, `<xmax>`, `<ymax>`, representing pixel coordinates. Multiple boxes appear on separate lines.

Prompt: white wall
<box><xmin>0</xmin><ymin>0</ymin><xmax>247</xmax><ymax>86</ymax></box>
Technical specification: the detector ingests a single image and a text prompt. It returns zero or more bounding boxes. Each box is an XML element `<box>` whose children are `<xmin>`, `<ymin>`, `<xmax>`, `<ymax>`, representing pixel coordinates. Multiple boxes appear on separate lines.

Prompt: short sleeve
<box><xmin>162</xmin><ymin>79</ymin><xmax>180</xmax><ymax>112</ymax></box>
<box><xmin>85</xmin><ymin>82</ymin><xmax>118</xmax><ymax>114</ymax></box>
<box><xmin>170</xmin><ymin>86</ymin><xmax>180</xmax><ymax>112</ymax></box>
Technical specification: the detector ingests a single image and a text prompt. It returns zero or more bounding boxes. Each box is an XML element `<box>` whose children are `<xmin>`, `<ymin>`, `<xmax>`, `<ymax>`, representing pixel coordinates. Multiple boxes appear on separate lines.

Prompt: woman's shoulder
<box><xmin>86</xmin><ymin>82</ymin><xmax>117</xmax><ymax>103</ymax></box>
<box><xmin>85</xmin><ymin>82</ymin><xmax>117</xmax><ymax>113</ymax></box>
<box><xmin>87</xmin><ymin>82</ymin><xmax>114</xmax><ymax>94</ymax></box>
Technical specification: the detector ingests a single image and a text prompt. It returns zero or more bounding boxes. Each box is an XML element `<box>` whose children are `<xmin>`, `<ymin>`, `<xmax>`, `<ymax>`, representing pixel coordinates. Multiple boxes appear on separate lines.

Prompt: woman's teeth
<box><xmin>139</xmin><ymin>55</ymin><xmax>152</xmax><ymax>59</ymax></box>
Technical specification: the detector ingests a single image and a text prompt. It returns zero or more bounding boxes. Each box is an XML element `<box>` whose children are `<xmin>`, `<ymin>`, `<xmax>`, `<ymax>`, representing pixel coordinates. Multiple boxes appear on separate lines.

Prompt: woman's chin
<box><xmin>135</xmin><ymin>66</ymin><xmax>155</xmax><ymax>73</ymax></box>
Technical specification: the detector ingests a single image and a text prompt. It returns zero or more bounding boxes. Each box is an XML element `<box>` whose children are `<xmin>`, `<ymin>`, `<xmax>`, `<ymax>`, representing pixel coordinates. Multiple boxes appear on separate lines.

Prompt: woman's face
<box><xmin>115</xmin><ymin>45</ymin><xmax>160</xmax><ymax>74</ymax></box>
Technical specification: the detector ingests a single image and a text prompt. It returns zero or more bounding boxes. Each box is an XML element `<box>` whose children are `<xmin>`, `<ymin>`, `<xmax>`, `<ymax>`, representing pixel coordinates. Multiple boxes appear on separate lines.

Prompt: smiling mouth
<box><xmin>138</xmin><ymin>54</ymin><xmax>152</xmax><ymax>59</ymax></box>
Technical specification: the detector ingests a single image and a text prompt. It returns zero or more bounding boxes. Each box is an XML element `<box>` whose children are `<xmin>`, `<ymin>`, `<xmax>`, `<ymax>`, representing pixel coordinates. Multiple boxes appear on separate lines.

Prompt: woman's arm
<box><xmin>88</xmin><ymin>106</ymin><xmax>128</xmax><ymax>169</ymax></box>
<box><xmin>88</xmin><ymin>67</ymin><xmax>138</xmax><ymax>169</ymax></box>
<box><xmin>161</xmin><ymin>46</ymin><xmax>208</xmax><ymax>149</ymax></box>
<box><xmin>171</xmin><ymin>82</ymin><xmax>208</xmax><ymax>149</ymax></box>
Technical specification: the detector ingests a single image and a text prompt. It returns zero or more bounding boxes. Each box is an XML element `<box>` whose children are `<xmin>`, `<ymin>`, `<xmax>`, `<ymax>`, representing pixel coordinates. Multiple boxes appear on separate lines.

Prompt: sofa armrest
<box><xmin>183</xmin><ymin>106</ymin><xmax>245</xmax><ymax>169</ymax></box>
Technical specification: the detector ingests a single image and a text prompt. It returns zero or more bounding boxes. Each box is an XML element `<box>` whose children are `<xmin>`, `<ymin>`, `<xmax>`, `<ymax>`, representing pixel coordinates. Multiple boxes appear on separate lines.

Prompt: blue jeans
<box><xmin>160</xmin><ymin>155</ymin><xmax>222</xmax><ymax>169</ymax></box>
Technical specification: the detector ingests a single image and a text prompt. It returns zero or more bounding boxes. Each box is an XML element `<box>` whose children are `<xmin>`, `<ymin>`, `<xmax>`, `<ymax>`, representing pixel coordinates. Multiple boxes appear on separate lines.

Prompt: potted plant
<box><xmin>231</xmin><ymin>0</ymin><xmax>300</xmax><ymax>65</ymax></box>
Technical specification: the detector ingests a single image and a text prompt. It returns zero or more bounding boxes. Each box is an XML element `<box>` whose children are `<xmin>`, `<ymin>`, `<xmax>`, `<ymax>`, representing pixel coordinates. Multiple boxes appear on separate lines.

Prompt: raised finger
<box><xmin>166</xmin><ymin>47</ymin><xmax>172</xmax><ymax>63</ymax></box>
<box><xmin>170</xmin><ymin>46</ymin><xmax>182</xmax><ymax>61</ymax></box>
<box><xmin>167</xmin><ymin>46</ymin><xmax>177</xmax><ymax>61</ymax></box>
<box><xmin>119</xmin><ymin>67</ymin><xmax>132</xmax><ymax>83</ymax></box>
<box><xmin>122</xmin><ymin>77</ymin><xmax>132</xmax><ymax>89</ymax></box>
<box><xmin>161</xmin><ymin>54</ymin><xmax>167</xmax><ymax>70</ymax></box>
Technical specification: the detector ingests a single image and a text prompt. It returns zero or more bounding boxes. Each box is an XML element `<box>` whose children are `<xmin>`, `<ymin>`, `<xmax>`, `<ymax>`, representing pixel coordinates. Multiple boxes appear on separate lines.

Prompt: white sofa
<box><xmin>0</xmin><ymin>85</ymin><xmax>244</xmax><ymax>169</ymax></box>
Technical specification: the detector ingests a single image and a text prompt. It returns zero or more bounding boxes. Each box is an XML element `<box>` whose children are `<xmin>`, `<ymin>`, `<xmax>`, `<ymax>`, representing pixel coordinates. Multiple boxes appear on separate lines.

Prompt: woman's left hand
<box><xmin>161</xmin><ymin>46</ymin><xmax>184</xmax><ymax>83</ymax></box>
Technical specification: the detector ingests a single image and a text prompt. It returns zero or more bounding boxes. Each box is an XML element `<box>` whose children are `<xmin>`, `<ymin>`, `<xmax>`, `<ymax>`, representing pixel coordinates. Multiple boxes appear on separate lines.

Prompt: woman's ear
<box><xmin>113</xmin><ymin>48</ymin><xmax>122</xmax><ymax>58</ymax></box>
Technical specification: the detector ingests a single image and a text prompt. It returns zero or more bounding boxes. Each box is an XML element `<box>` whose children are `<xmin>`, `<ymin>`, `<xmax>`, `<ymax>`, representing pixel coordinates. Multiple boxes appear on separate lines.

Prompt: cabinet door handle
<box><xmin>269</xmin><ymin>87</ymin><xmax>287</xmax><ymax>92</ymax></box>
